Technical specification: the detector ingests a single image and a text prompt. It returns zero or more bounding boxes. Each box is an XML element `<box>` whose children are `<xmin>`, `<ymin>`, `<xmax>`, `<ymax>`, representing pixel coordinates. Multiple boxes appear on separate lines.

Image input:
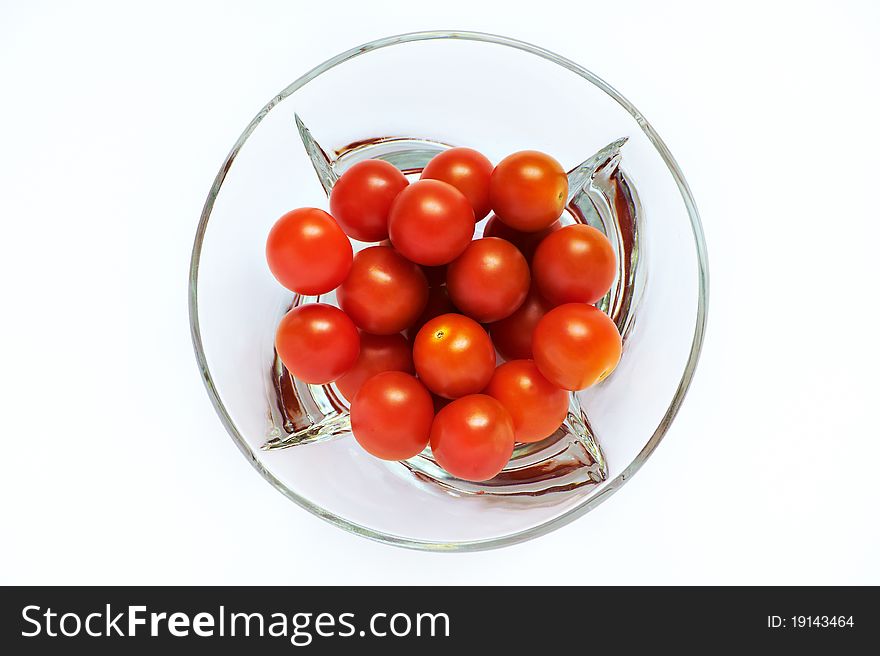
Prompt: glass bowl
<box><xmin>189</xmin><ymin>31</ymin><xmax>708</xmax><ymax>550</ymax></box>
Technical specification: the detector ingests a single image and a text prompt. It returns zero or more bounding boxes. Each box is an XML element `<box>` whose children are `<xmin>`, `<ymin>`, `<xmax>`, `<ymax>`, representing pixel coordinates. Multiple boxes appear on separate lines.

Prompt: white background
<box><xmin>2</xmin><ymin>0</ymin><xmax>878</xmax><ymax>585</ymax></box>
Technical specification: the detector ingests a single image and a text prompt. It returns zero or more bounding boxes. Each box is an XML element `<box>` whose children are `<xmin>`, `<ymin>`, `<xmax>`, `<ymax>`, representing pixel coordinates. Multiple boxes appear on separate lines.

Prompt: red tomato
<box><xmin>337</xmin><ymin>246</ymin><xmax>429</xmax><ymax>335</ymax></box>
<box><xmin>484</xmin><ymin>360</ymin><xmax>569</xmax><ymax>443</ymax></box>
<box><xmin>488</xmin><ymin>284</ymin><xmax>553</xmax><ymax>361</ymax></box>
<box><xmin>421</xmin><ymin>147</ymin><xmax>494</xmax><ymax>220</ymax></box>
<box><xmin>405</xmin><ymin>284</ymin><xmax>457</xmax><ymax>340</ymax></box>
<box><xmin>430</xmin><ymin>394</ymin><xmax>515</xmax><ymax>481</ymax></box>
<box><xmin>483</xmin><ymin>215</ymin><xmax>561</xmax><ymax>262</ymax></box>
<box><xmin>335</xmin><ymin>332</ymin><xmax>413</xmax><ymax>402</ymax></box>
<box><xmin>446</xmin><ymin>238</ymin><xmax>530</xmax><ymax>322</ymax></box>
<box><xmin>329</xmin><ymin>160</ymin><xmax>409</xmax><ymax>242</ymax></box>
<box><xmin>533</xmin><ymin>304</ymin><xmax>622</xmax><ymax>390</ymax></box>
<box><xmin>388</xmin><ymin>180</ymin><xmax>475</xmax><ymax>265</ymax></box>
<box><xmin>275</xmin><ymin>303</ymin><xmax>360</xmax><ymax>384</ymax></box>
<box><xmin>533</xmin><ymin>224</ymin><xmax>617</xmax><ymax>305</ymax></box>
<box><xmin>265</xmin><ymin>208</ymin><xmax>352</xmax><ymax>295</ymax></box>
<box><xmin>350</xmin><ymin>372</ymin><xmax>433</xmax><ymax>460</ymax></box>
<box><xmin>489</xmin><ymin>151</ymin><xmax>568</xmax><ymax>232</ymax></box>
<box><xmin>413</xmin><ymin>313</ymin><xmax>495</xmax><ymax>399</ymax></box>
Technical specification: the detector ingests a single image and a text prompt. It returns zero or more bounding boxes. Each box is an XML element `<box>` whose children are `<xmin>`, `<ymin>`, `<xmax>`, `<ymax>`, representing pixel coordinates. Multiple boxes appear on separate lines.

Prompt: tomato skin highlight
<box><xmin>489</xmin><ymin>150</ymin><xmax>568</xmax><ymax>232</ymax></box>
<box><xmin>421</xmin><ymin>147</ymin><xmax>494</xmax><ymax>221</ymax></box>
<box><xmin>488</xmin><ymin>284</ymin><xmax>554</xmax><ymax>361</ymax></box>
<box><xmin>429</xmin><ymin>394</ymin><xmax>516</xmax><ymax>482</ymax></box>
<box><xmin>413</xmin><ymin>313</ymin><xmax>495</xmax><ymax>399</ymax></box>
<box><xmin>275</xmin><ymin>303</ymin><xmax>360</xmax><ymax>385</ymax></box>
<box><xmin>337</xmin><ymin>246</ymin><xmax>429</xmax><ymax>335</ymax></box>
<box><xmin>265</xmin><ymin>208</ymin><xmax>353</xmax><ymax>295</ymax></box>
<box><xmin>329</xmin><ymin>159</ymin><xmax>409</xmax><ymax>242</ymax></box>
<box><xmin>350</xmin><ymin>372</ymin><xmax>434</xmax><ymax>460</ymax></box>
<box><xmin>482</xmin><ymin>215</ymin><xmax>561</xmax><ymax>262</ymax></box>
<box><xmin>446</xmin><ymin>237</ymin><xmax>530</xmax><ymax>323</ymax></box>
<box><xmin>532</xmin><ymin>303</ymin><xmax>622</xmax><ymax>390</ymax></box>
<box><xmin>388</xmin><ymin>179</ymin><xmax>475</xmax><ymax>265</ymax></box>
<box><xmin>485</xmin><ymin>360</ymin><xmax>569</xmax><ymax>443</ymax></box>
<box><xmin>533</xmin><ymin>224</ymin><xmax>617</xmax><ymax>305</ymax></box>
<box><xmin>335</xmin><ymin>332</ymin><xmax>414</xmax><ymax>402</ymax></box>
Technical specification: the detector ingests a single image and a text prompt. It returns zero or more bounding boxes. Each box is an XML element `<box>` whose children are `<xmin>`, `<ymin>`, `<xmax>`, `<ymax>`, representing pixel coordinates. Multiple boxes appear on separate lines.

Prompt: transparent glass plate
<box><xmin>189</xmin><ymin>31</ymin><xmax>709</xmax><ymax>550</ymax></box>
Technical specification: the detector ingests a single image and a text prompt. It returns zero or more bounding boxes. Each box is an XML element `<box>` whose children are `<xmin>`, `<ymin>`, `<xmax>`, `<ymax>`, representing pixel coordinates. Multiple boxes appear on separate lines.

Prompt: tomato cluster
<box><xmin>266</xmin><ymin>148</ymin><xmax>622</xmax><ymax>482</ymax></box>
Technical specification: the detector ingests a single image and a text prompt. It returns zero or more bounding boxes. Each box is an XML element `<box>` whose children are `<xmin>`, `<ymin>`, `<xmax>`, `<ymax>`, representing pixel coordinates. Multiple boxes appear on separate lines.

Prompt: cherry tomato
<box><xmin>405</xmin><ymin>284</ymin><xmax>457</xmax><ymax>340</ymax></box>
<box><xmin>446</xmin><ymin>237</ymin><xmax>530</xmax><ymax>322</ymax></box>
<box><xmin>532</xmin><ymin>304</ymin><xmax>622</xmax><ymax>390</ymax></box>
<box><xmin>489</xmin><ymin>150</ymin><xmax>568</xmax><ymax>232</ymax></box>
<box><xmin>336</xmin><ymin>332</ymin><xmax>413</xmax><ymax>402</ymax></box>
<box><xmin>265</xmin><ymin>208</ymin><xmax>352</xmax><ymax>295</ymax></box>
<box><xmin>421</xmin><ymin>147</ymin><xmax>494</xmax><ymax>220</ymax></box>
<box><xmin>388</xmin><ymin>180</ymin><xmax>475</xmax><ymax>265</ymax></box>
<box><xmin>275</xmin><ymin>303</ymin><xmax>360</xmax><ymax>384</ymax></box>
<box><xmin>533</xmin><ymin>224</ymin><xmax>617</xmax><ymax>305</ymax></box>
<box><xmin>413</xmin><ymin>313</ymin><xmax>495</xmax><ymax>399</ymax></box>
<box><xmin>337</xmin><ymin>246</ymin><xmax>429</xmax><ymax>335</ymax></box>
<box><xmin>488</xmin><ymin>284</ymin><xmax>553</xmax><ymax>361</ymax></box>
<box><xmin>350</xmin><ymin>372</ymin><xmax>433</xmax><ymax>460</ymax></box>
<box><xmin>430</xmin><ymin>394</ymin><xmax>515</xmax><ymax>481</ymax></box>
<box><xmin>329</xmin><ymin>159</ymin><xmax>409</xmax><ymax>242</ymax></box>
<box><xmin>483</xmin><ymin>215</ymin><xmax>561</xmax><ymax>262</ymax></box>
<box><xmin>484</xmin><ymin>360</ymin><xmax>569</xmax><ymax>443</ymax></box>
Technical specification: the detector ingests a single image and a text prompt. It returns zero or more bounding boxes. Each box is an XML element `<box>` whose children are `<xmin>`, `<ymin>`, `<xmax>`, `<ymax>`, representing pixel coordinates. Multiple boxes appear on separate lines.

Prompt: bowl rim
<box><xmin>188</xmin><ymin>30</ymin><xmax>710</xmax><ymax>552</ymax></box>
